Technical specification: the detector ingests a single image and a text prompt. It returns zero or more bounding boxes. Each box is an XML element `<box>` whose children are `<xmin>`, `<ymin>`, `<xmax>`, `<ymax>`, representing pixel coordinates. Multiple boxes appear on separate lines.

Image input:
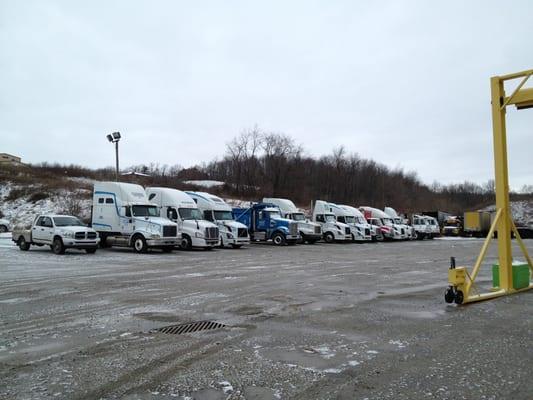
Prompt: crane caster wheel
<box><xmin>444</xmin><ymin>287</ymin><xmax>455</xmax><ymax>303</ymax></box>
<box><xmin>454</xmin><ymin>290</ymin><xmax>464</xmax><ymax>305</ymax></box>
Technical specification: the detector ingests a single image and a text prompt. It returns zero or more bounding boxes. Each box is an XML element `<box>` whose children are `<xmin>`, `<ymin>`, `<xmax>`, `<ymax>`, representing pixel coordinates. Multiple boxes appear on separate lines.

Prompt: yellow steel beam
<box><xmin>497</xmin><ymin>68</ymin><xmax>533</xmax><ymax>81</ymax></box>
<box><xmin>500</xmin><ymin>74</ymin><xmax>531</xmax><ymax>110</ymax></box>
<box><xmin>490</xmin><ymin>76</ymin><xmax>514</xmax><ymax>291</ymax></box>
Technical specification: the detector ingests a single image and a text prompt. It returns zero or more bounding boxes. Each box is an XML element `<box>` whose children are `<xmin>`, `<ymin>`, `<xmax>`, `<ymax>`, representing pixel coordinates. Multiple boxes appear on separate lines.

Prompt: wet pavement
<box><xmin>1</xmin><ymin>236</ymin><xmax>532</xmax><ymax>399</ymax></box>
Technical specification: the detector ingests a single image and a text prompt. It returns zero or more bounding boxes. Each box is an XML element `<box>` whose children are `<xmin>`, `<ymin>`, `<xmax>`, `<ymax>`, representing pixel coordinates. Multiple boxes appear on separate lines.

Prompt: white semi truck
<box><xmin>411</xmin><ymin>214</ymin><xmax>431</xmax><ymax>240</ymax></box>
<box><xmin>384</xmin><ymin>207</ymin><xmax>413</xmax><ymax>240</ymax></box>
<box><xmin>335</xmin><ymin>204</ymin><xmax>373</xmax><ymax>242</ymax></box>
<box><xmin>262</xmin><ymin>197</ymin><xmax>322</xmax><ymax>244</ymax></box>
<box><xmin>146</xmin><ymin>187</ymin><xmax>220</xmax><ymax>250</ymax></box>
<box><xmin>312</xmin><ymin>200</ymin><xmax>352</xmax><ymax>243</ymax></box>
<box><xmin>360</xmin><ymin>206</ymin><xmax>404</xmax><ymax>240</ymax></box>
<box><xmin>186</xmin><ymin>191</ymin><xmax>250</xmax><ymax>248</ymax></box>
<box><xmin>91</xmin><ymin>182</ymin><xmax>179</xmax><ymax>253</ymax></box>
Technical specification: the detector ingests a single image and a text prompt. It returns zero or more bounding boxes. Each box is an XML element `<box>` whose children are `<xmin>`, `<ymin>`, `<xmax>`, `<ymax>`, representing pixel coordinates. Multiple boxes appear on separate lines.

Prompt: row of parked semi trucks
<box><xmin>12</xmin><ymin>181</ymin><xmax>440</xmax><ymax>254</ymax></box>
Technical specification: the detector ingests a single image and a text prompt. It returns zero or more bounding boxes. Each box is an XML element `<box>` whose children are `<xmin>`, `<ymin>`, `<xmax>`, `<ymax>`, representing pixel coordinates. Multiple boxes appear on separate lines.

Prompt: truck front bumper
<box><xmin>146</xmin><ymin>238</ymin><xmax>179</xmax><ymax>247</ymax></box>
<box><xmin>192</xmin><ymin>237</ymin><xmax>220</xmax><ymax>248</ymax></box>
<box><xmin>227</xmin><ymin>237</ymin><xmax>250</xmax><ymax>245</ymax></box>
<box><xmin>301</xmin><ymin>232</ymin><xmax>322</xmax><ymax>241</ymax></box>
<box><xmin>286</xmin><ymin>234</ymin><xmax>300</xmax><ymax>241</ymax></box>
<box><xmin>64</xmin><ymin>239</ymin><xmax>100</xmax><ymax>248</ymax></box>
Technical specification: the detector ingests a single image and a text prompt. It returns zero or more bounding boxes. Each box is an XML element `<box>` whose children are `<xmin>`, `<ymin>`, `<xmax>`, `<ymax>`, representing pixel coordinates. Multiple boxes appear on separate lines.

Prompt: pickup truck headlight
<box><xmin>63</xmin><ymin>231</ymin><xmax>74</xmax><ymax>238</ymax></box>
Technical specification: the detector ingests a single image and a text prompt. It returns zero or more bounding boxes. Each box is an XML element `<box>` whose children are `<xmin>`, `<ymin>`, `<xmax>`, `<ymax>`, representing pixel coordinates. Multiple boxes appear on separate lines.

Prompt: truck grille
<box><xmin>87</xmin><ymin>232</ymin><xmax>97</xmax><ymax>239</ymax></box>
<box><xmin>345</xmin><ymin>227</ymin><xmax>351</xmax><ymax>235</ymax></box>
<box><xmin>289</xmin><ymin>222</ymin><xmax>298</xmax><ymax>235</ymax></box>
<box><xmin>237</xmin><ymin>227</ymin><xmax>248</xmax><ymax>238</ymax></box>
<box><xmin>314</xmin><ymin>226</ymin><xmax>321</xmax><ymax>234</ymax></box>
<box><xmin>205</xmin><ymin>227</ymin><xmax>219</xmax><ymax>239</ymax></box>
<box><xmin>163</xmin><ymin>225</ymin><xmax>177</xmax><ymax>237</ymax></box>
<box><xmin>75</xmin><ymin>232</ymin><xmax>85</xmax><ymax>239</ymax></box>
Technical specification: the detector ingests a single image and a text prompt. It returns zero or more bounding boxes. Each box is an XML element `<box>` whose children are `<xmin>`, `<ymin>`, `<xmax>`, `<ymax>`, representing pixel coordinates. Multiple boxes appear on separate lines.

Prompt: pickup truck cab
<box><xmin>12</xmin><ymin>214</ymin><xmax>100</xmax><ymax>254</ymax></box>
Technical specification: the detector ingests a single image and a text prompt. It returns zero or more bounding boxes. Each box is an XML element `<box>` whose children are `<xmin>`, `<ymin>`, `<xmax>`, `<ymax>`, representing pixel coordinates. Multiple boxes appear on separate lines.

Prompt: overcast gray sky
<box><xmin>1</xmin><ymin>0</ymin><xmax>532</xmax><ymax>188</ymax></box>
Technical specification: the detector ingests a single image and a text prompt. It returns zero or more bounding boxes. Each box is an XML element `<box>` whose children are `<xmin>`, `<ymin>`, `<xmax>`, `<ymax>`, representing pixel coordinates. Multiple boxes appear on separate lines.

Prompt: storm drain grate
<box><xmin>154</xmin><ymin>320</ymin><xmax>226</xmax><ymax>335</ymax></box>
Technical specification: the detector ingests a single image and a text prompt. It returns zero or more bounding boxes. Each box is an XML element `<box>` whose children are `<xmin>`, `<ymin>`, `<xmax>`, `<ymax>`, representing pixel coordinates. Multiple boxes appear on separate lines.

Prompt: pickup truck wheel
<box><xmin>18</xmin><ymin>237</ymin><xmax>30</xmax><ymax>251</ymax></box>
<box><xmin>0</xmin><ymin>225</ymin><xmax>7</xmax><ymax>233</ymax></box>
<box><xmin>132</xmin><ymin>235</ymin><xmax>148</xmax><ymax>253</ymax></box>
<box><xmin>85</xmin><ymin>248</ymin><xmax>97</xmax><ymax>254</ymax></box>
<box><xmin>272</xmin><ymin>233</ymin><xmax>286</xmax><ymax>246</ymax></box>
<box><xmin>52</xmin><ymin>237</ymin><xmax>65</xmax><ymax>255</ymax></box>
<box><xmin>324</xmin><ymin>232</ymin><xmax>335</xmax><ymax>243</ymax></box>
<box><xmin>180</xmin><ymin>235</ymin><xmax>192</xmax><ymax>250</ymax></box>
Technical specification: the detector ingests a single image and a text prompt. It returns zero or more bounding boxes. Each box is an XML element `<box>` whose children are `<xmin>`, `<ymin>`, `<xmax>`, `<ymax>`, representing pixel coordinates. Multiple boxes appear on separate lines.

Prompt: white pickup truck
<box><xmin>12</xmin><ymin>214</ymin><xmax>100</xmax><ymax>254</ymax></box>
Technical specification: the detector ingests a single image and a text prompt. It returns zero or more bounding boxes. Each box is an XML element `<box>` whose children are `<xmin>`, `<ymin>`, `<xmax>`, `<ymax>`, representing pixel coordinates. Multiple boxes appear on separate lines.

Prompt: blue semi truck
<box><xmin>232</xmin><ymin>203</ymin><xmax>300</xmax><ymax>245</ymax></box>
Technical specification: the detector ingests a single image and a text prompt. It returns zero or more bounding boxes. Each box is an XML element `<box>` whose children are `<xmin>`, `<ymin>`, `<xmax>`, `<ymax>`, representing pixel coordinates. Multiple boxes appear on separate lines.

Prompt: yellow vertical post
<box><xmin>490</xmin><ymin>77</ymin><xmax>513</xmax><ymax>290</ymax></box>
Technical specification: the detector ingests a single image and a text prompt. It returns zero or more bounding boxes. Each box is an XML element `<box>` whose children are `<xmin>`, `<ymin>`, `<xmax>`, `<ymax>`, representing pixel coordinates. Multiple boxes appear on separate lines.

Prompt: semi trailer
<box><xmin>91</xmin><ymin>182</ymin><xmax>179</xmax><ymax>253</ymax></box>
<box><xmin>463</xmin><ymin>211</ymin><xmax>491</xmax><ymax>237</ymax></box>
<box><xmin>262</xmin><ymin>197</ymin><xmax>322</xmax><ymax>244</ymax></box>
<box><xmin>186</xmin><ymin>191</ymin><xmax>250</xmax><ymax>248</ymax></box>
<box><xmin>233</xmin><ymin>203</ymin><xmax>300</xmax><ymax>245</ymax></box>
<box><xmin>146</xmin><ymin>187</ymin><xmax>220</xmax><ymax>250</ymax></box>
<box><xmin>312</xmin><ymin>200</ymin><xmax>352</xmax><ymax>243</ymax></box>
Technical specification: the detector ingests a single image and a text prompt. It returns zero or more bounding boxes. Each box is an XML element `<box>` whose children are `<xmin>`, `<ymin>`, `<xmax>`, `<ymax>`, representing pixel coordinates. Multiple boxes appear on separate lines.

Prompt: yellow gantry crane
<box><xmin>445</xmin><ymin>69</ymin><xmax>533</xmax><ymax>304</ymax></box>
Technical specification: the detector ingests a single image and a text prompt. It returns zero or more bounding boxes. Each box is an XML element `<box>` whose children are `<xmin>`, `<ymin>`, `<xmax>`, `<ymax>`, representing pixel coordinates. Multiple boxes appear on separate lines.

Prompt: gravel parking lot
<box><xmin>1</xmin><ymin>236</ymin><xmax>532</xmax><ymax>400</ymax></box>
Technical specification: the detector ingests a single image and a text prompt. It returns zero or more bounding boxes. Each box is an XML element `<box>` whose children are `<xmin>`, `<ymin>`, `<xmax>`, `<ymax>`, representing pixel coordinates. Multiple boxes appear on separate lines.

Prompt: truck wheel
<box><xmin>180</xmin><ymin>235</ymin><xmax>192</xmax><ymax>250</ymax></box>
<box><xmin>52</xmin><ymin>237</ymin><xmax>65</xmax><ymax>254</ymax></box>
<box><xmin>99</xmin><ymin>233</ymin><xmax>110</xmax><ymax>248</ymax></box>
<box><xmin>324</xmin><ymin>232</ymin><xmax>335</xmax><ymax>243</ymax></box>
<box><xmin>0</xmin><ymin>225</ymin><xmax>7</xmax><ymax>233</ymax></box>
<box><xmin>272</xmin><ymin>233</ymin><xmax>286</xmax><ymax>246</ymax></box>
<box><xmin>161</xmin><ymin>246</ymin><xmax>173</xmax><ymax>253</ymax></box>
<box><xmin>18</xmin><ymin>236</ymin><xmax>30</xmax><ymax>251</ymax></box>
<box><xmin>231</xmin><ymin>244</ymin><xmax>242</xmax><ymax>249</ymax></box>
<box><xmin>85</xmin><ymin>247</ymin><xmax>97</xmax><ymax>254</ymax></box>
<box><xmin>132</xmin><ymin>235</ymin><xmax>148</xmax><ymax>253</ymax></box>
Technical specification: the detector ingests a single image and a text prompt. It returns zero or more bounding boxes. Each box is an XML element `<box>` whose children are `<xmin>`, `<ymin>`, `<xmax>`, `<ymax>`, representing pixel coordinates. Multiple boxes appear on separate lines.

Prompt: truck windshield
<box><xmin>292</xmin><ymin>213</ymin><xmax>305</xmax><ymax>221</ymax></box>
<box><xmin>344</xmin><ymin>216</ymin><xmax>356</xmax><ymax>224</ymax></box>
<box><xmin>383</xmin><ymin>218</ymin><xmax>394</xmax><ymax>226</ymax></box>
<box><xmin>266</xmin><ymin>211</ymin><xmax>281</xmax><ymax>219</ymax></box>
<box><xmin>132</xmin><ymin>205</ymin><xmax>159</xmax><ymax>217</ymax></box>
<box><xmin>356</xmin><ymin>217</ymin><xmax>366</xmax><ymax>224</ymax></box>
<box><xmin>214</xmin><ymin>210</ymin><xmax>233</xmax><ymax>220</ymax></box>
<box><xmin>394</xmin><ymin>218</ymin><xmax>402</xmax><ymax>224</ymax></box>
<box><xmin>179</xmin><ymin>208</ymin><xmax>203</xmax><ymax>220</ymax></box>
<box><xmin>53</xmin><ymin>217</ymin><xmax>85</xmax><ymax>227</ymax></box>
<box><xmin>325</xmin><ymin>214</ymin><xmax>336</xmax><ymax>222</ymax></box>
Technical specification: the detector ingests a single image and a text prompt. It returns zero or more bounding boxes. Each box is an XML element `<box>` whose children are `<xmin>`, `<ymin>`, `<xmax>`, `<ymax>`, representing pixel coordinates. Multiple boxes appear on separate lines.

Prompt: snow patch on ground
<box><xmin>183</xmin><ymin>180</ymin><xmax>225</xmax><ymax>188</ymax></box>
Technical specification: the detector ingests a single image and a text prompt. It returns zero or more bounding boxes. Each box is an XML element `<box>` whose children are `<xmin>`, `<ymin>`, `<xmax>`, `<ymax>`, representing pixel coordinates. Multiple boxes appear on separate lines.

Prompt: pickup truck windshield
<box><xmin>132</xmin><ymin>205</ymin><xmax>159</xmax><ymax>217</ymax></box>
<box><xmin>53</xmin><ymin>217</ymin><xmax>84</xmax><ymax>227</ymax></box>
<box><xmin>325</xmin><ymin>214</ymin><xmax>336</xmax><ymax>222</ymax></box>
<box><xmin>179</xmin><ymin>208</ymin><xmax>203</xmax><ymax>220</ymax></box>
<box><xmin>292</xmin><ymin>213</ymin><xmax>305</xmax><ymax>221</ymax></box>
<box><xmin>214</xmin><ymin>210</ymin><xmax>233</xmax><ymax>220</ymax></box>
<box><xmin>344</xmin><ymin>216</ymin><xmax>356</xmax><ymax>224</ymax></box>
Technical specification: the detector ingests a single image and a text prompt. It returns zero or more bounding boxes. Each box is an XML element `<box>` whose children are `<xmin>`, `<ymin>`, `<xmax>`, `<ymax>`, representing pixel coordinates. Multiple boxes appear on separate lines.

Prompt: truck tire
<box><xmin>0</xmin><ymin>225</ymin><xmax>7</xmax><ymax>233</ymax></box>
<box><xmin>132</xmin><ymin>235</ymin><xmax>148</xmax><ymax>253</ymax></box>
<box><xmin>18</xmin><ymin>236</ymin><xmax>30</xmax><ymax>251</ymax></box>
<box><xmin>180</xmin><ymin>235</ymin><xmax>192</xmax><ymax>250</ymax></box>
<box><xmin>272</xmin><ymin>232</ymin><xmax>286</xmax><ymax>246</ymax></box>
<box><xmin>99</xmin><ymin>233</ymin><xmax>110</xmax><ymax>248</ymax></box>
<box><xmin>52</xmin><ymin>237</ymin><xmax>65</xmax><ymax>255</ymax></box>
<box><xmin>85</xmin><ymin>247</ymin><xmax>97</xmax><ymax>254</ymax></box>
<box><xmin>324</xmin><ymin>232</ymin><xmax>335</xmax><ymax>243</ymax></box>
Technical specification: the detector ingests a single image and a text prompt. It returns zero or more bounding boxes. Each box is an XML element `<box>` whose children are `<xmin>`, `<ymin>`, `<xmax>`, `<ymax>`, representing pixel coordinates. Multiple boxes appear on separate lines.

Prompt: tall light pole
<box><xmin>106</xmin><ymin>132</ymin><xmax>121</xmax><ymax>181</ymax></box>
